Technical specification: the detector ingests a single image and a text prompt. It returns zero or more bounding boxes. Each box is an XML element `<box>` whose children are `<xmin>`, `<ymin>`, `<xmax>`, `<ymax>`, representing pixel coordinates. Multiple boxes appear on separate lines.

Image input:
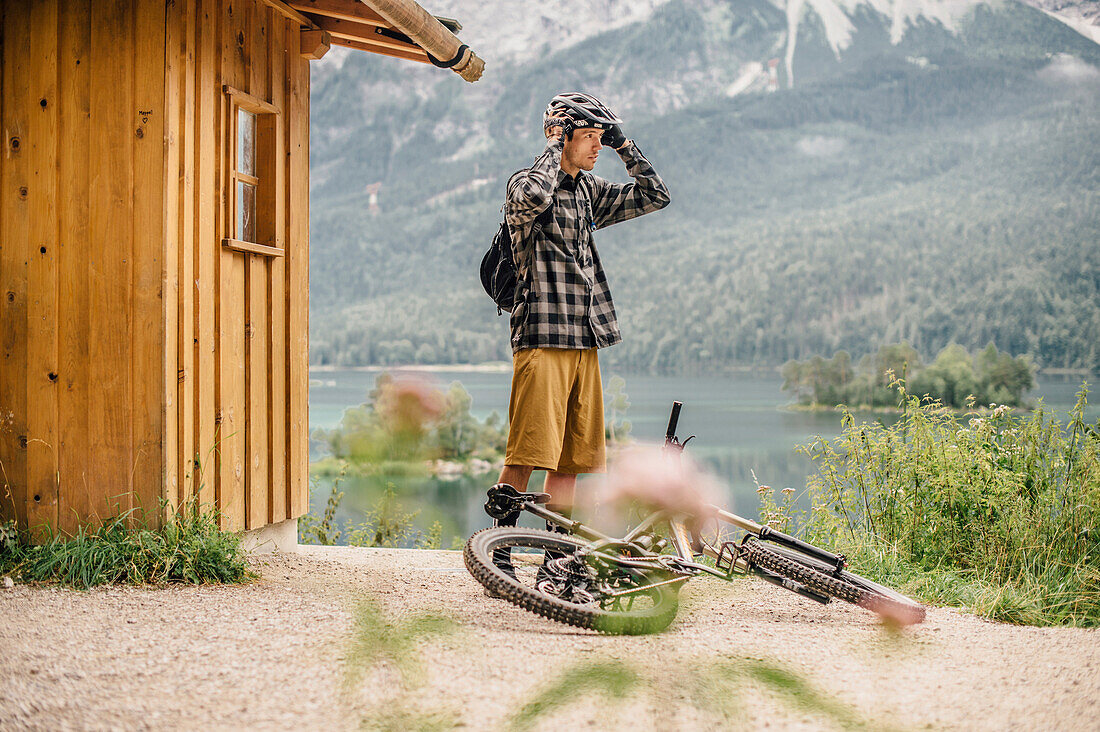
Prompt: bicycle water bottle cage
<box><xmin>484</xmin><ymin>484</ymin><xmax>551</xmax><ymax>520</ymax></box>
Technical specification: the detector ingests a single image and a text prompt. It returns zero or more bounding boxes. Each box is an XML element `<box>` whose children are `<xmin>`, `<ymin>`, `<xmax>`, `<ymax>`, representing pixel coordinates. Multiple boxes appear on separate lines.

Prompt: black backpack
<box><xmin>481</xmin><ymin>176</ymin><xmax>592</xmax><ymax>315</ymax></box>
<box><xmin>480</xmin><ymin>220</ymin><xmax>518</xmax><ymax>315</ymax></box>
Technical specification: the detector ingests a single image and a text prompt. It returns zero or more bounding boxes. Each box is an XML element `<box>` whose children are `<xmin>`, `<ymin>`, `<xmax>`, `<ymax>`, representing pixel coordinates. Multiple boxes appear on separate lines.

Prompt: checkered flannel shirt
<box><xmin>505</xmin><ymin>135</ymin><xmax>670</xmax><ymax>352</ymax></box>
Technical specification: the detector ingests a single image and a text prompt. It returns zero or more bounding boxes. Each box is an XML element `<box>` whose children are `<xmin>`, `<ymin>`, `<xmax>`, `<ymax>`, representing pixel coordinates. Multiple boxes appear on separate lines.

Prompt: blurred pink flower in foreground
<box><xmin>601</xmin><ymin>444</ymin><xmax>722</xmax><ymax>517</ymax></box>
<box><xmin>377</xmin><ymin>374</ymin><xmax>445</xmax><ymax>434</ymax></box>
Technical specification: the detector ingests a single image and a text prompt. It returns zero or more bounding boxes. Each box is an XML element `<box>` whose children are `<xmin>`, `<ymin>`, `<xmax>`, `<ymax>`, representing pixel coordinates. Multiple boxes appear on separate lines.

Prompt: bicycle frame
<box><xmin>490</xmin><ymin>400</ymin><xmax>848</xmax><ymax>600</ymax></box>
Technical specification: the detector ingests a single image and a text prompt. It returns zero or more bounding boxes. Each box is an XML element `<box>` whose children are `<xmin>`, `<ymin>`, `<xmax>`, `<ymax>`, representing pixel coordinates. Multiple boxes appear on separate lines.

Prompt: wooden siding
<box><xmin>0</xmin><ymin>0</ymin><xmax>166</xmax><ymax>533</ymax></box>
<box><xmin>0</xmin><ymin>0</ymin><xmax>310</xmax><ymax>534</ymax></box>
<box><xmin>164</xmin><ymin>0</ymin><xmax>310</xmax><ymax>531</ymax></box>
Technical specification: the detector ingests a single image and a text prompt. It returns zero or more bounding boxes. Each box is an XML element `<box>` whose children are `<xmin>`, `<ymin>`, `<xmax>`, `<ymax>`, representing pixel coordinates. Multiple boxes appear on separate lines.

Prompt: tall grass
<box><xmin>0</xmin><ymin>502</ymin><xmax>253</xmax><ymax>589</ymax></box>
<box><xmin>798</xmin><ymin>382</ymin><xmax>1099</xmax><ymax>626</ymax></box>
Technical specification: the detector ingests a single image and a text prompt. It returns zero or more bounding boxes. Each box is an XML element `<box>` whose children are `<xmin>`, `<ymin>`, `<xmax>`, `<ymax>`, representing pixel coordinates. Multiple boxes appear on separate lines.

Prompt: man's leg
<box><xmin>498</xmin><ymin>465</ymin><xmax>534</xmax><ymax>493</ymax></box>
<box><xmin>543</xmin><ymin>471</ymin><xmax>576</xmax><ymax>515</ymax></box>
<box><xmin>490</xmin><ymin>465</ymin><xmax>535</xmax><ymax>580</ymax></box>
<box><xmin>540</xmin><ymin>471</ymin><xmax>577</xmax><ymax>568</ymax></box>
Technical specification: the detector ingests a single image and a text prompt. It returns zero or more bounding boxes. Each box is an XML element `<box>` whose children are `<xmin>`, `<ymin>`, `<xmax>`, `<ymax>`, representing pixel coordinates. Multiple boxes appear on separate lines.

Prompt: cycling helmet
<box><xmin>543</xmin><ymin>92</ymin><xmax>622</xmax><ymax>135</ymax></box>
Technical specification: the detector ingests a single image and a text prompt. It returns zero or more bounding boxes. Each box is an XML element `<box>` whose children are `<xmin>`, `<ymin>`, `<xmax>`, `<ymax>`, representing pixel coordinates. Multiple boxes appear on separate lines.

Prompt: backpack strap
<box><xmin>502</xmin><ymin>179</ymin><xmax>541</xmax><ymax>300</ymax></box>
<box><xmin>578</xmin><ymin>174</ymin><xmax>596</xmax><ymax>232</ymax></box>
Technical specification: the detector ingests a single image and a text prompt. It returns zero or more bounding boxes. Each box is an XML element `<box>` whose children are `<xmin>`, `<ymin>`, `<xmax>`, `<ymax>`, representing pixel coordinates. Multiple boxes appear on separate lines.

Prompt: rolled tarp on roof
<box><xmin>358</xmin><ymin>0</ymin><xmax>484</xmax><ymax>82</ymax></box>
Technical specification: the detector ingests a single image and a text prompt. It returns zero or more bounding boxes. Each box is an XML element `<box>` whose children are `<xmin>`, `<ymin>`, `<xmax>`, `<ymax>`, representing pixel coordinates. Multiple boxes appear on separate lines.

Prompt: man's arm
<box><xmin>505</xmin><ymin>135</ymin><xmax>568</xmax><ymax>227</ymax></box>
<box><xmin>589</xmin><ymin>142</ymin><xmax>670</xmax><ymax>230</ymax></box>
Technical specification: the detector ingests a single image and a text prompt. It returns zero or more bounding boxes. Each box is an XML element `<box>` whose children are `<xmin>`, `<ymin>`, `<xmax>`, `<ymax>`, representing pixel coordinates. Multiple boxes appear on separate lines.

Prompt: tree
<box><xmin>911</xmin><ymin>344</ymin><xmax>979</xmax><ymax>408</ymax></box>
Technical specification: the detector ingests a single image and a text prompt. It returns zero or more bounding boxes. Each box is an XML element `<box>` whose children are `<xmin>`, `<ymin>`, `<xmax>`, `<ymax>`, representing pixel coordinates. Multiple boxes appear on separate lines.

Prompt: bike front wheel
<box><xmin>464</xmin><ymin>527</ymin><xmax>682</xmax><ymax>635</ymax></box>
<box><xmin>741</xmin><ymin>537</ymin><xmax>926</xmax><ymax>625</ymax></box>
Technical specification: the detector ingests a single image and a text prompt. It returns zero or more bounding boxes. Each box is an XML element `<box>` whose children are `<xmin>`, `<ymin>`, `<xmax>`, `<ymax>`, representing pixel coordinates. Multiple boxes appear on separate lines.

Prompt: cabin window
<box><xmin>221</xmin><ymin>85</ymin><xmax>283</xmax><ymax>258</ymax></box>
<box><xmin>236</xmin><ymin>109</ymin><xmax>257</xmax><ymax>242</ymax></box>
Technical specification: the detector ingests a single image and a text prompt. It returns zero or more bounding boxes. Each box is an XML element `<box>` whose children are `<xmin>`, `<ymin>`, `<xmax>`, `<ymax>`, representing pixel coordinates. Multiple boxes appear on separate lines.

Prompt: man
<box><xmin>489</xmin><ymin>92</ymin><xmax>670</xmax><ymax>576</ymax></box>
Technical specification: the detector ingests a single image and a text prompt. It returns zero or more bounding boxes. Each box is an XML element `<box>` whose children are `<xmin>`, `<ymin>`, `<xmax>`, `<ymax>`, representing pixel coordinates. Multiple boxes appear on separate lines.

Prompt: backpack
<box><xmin>480</xmin><ymin>220</ymin><xmax>519</xmax><ymax>315</ymax></box>
<box><xmin>480</xmin><ymin>176</ymin><xmax>593</xmax><ymax>315</ymax></box>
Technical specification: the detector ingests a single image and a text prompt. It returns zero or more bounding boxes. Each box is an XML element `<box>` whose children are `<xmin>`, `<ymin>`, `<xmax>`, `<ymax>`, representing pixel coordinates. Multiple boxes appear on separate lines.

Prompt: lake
<box><xmin>307</xmin><ymin>367</ymin><xmax>1097</xmax><ymax>548</ymax></box>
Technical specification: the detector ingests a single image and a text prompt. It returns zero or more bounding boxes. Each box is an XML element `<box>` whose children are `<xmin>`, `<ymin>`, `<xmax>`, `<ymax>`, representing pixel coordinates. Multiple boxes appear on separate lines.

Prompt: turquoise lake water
<box><xmin>308</xmin><ymin>367</ymin><xmax>1096</xmax><ymax>547</ymax></box>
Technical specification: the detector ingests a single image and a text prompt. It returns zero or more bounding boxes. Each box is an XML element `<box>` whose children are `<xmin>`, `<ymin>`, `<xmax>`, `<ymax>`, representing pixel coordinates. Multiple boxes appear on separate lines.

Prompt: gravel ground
<box><xmin>2</xmin><ymin>546</ymin><xmax>1097</xmax><ymax>731</ymax></box>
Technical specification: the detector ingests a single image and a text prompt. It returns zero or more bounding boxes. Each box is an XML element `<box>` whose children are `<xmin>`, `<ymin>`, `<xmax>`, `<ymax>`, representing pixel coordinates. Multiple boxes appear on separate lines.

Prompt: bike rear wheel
<box><xmin>740</xmin><ymin>537</ymin><xmax>926</xmax><ymax>625</ymax></box>
<box><xmin>465</xmin><ymin>527</ymin><xmax>681</xmax><ymax>635</ymax></box>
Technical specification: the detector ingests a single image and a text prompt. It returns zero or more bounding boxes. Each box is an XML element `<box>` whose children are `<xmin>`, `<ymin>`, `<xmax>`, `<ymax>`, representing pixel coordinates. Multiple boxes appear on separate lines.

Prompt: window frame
<box><xmin>221</xmin><ymin>85</ymin><xmax>283</xmax><ymax>258</ymax></box>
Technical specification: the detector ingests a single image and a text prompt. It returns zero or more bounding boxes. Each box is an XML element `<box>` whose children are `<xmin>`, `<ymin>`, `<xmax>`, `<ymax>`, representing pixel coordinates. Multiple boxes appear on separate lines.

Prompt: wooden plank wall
<box><xmin>0</xmin><ymin>0</ymin><xmax>309</xmax><ymax>534</ymax></box>
<box><xmin>164</xmin><ymin>0</ymin><xmax>310</xmax><ymax>531</ymax></box>
<box><xmin>0</xmin><ymin>0</ymin><xmax>166</xmax><ymax>534</ymax></box>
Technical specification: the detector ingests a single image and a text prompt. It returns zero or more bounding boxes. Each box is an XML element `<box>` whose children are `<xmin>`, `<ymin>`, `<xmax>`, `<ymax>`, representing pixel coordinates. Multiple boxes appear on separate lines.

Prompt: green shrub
<box><xmin>298</xmin><ymin>478</ymin><xmax>442</xmax><ymax>549</ymax></box>
<box><xmin>782</xmin><ymin>342</ymin><xmax>1035</xmax><ymax>409</ymax></box>
<box><xmin>798</xmin><ymin>382</ymin><xmax>1099</xmax><ymax>626</ymax></box>
<box><xmin>0</xmin><ymin>502</ymin><xmax>253</xmax><ymax>589</ymax></box>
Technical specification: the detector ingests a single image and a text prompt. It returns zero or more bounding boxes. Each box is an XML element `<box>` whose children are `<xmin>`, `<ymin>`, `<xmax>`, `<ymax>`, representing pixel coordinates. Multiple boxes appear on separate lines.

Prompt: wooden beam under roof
<box><xmin>362</xmin><ymin>0</ymin><xmax>482</xmax><ymax>80</ymax></box>
<box><xmin>260</xmin><ymin>0</ymin><xmax>317</xmax><ymax>28</ymax></box>
<box><xmin>310</xmin><ymin>15</ymin><xmax>424</xmax><ymax>53</ymax></box>
<box><xmin>329</xmin><ymin>34</ymin><xmax>429</xmax><ymax>63</ymax></box>
<box><xmin>287</xmin><ymin>0</ymin><xmax>460</xmax><ymax>33</ymax></box>
<box><xmin>293</xmin><ymin>0</ymin><xmax>482</xmax><ymax>81</ymax></box>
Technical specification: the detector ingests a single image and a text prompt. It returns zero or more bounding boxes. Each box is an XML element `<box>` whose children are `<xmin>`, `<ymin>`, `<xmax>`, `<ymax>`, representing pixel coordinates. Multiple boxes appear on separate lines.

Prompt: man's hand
<box><xmin>601</xmin><ymin>124</ymin><xmax>627</xmax><ymax>150</ymax></box>
<box><xmin>545</xmin><ymin>116</ymin><xmax>575</xmax><ymax>141</ymax></box>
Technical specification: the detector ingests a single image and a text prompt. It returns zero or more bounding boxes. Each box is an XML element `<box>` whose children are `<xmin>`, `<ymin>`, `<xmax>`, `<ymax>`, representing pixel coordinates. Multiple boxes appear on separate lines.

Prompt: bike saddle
<box><xmin>484</xmin><ymin>484</ymin><xmax>552</xmax><ymax>520</ymax></box>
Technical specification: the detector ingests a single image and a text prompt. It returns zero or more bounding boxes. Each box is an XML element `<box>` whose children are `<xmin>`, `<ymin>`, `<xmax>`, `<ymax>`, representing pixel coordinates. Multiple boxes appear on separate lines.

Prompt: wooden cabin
<box><xmin>0</xmin><ymin>0</ymin><xmax>482</xmax><ymax>544</ymax></box>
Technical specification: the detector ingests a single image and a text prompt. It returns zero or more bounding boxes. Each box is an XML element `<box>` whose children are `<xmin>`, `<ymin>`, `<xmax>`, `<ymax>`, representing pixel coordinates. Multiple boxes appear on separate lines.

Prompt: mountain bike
<box><xmin>464</xmin><ymin>401</ymin><xmax>926</xmax><ymax>634</ymax></box>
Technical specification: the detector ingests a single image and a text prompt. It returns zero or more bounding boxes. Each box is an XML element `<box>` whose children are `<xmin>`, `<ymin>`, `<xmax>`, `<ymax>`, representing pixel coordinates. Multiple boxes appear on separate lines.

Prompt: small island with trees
<box><xmin>781</xmin><ymin>342</ymin><xmax>1035</xmax><ymax>409</ymax></box>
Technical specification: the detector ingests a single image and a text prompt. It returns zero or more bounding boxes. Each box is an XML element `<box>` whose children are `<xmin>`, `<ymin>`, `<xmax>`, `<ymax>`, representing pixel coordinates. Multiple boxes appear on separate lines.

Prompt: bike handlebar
<box><xmin>665</xmin><ymin>401</ymin><xmax>682</xmax><ymax>444</ymax></box>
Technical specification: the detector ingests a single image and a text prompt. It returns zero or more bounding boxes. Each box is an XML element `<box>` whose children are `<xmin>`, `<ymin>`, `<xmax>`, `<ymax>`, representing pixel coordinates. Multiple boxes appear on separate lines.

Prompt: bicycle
<box><xmin>464</xmin><ymin>401</ymin><xmax>926</xmax><ymax>635</ymax></box>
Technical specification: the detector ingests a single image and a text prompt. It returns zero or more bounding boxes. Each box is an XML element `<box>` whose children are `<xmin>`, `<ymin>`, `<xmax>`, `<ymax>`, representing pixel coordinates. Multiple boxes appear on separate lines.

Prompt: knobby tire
<box><xmin>465</xmin><ymin>527</ymin><xmax>680</xmax><ymax>635</ymax></box>
<box><xmin>741</xmin><ymin>537</ymin><xmax>926</xmax><ymax>624</ymax></box>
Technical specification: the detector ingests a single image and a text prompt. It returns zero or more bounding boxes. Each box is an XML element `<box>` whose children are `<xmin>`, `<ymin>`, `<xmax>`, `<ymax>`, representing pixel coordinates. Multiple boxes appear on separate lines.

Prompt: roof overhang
<box><xmin>287</xmin><ymin>0</ymin><xmax>484</xmax><ymax>81</ymax></box>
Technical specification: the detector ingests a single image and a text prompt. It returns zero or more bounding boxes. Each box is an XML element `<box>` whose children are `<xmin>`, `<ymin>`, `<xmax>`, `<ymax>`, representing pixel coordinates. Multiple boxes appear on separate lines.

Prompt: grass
<box><xmin>793</xmin><ymin>381</ymin><xmax>1100</xmax><ymax>626</ymax></box>
<box><xmin>298</xmin><ymin>475</ymin><xmax>444</xmax><ymax>550</ymax></box>
<box><xmin>338</xmin><ymin>596</ymin><xmax>882</xmax><ymax>730</ymax></box>
<box><xmin>0</xmin><ymin>501</ymin><xmax>253</xmax><ymax>589</ymax></box>
<box><xmin>343</xmin><ymin>597</ymin><xmax>459</xmax><ymax>731</ymax></box>
<box><xmin>508</xmin><ymin>654</ymin><xmax>881</xmax><ymax>731</ymax></box>
<box><xmin>343</xmin><ymin>598</ymin><xmax>456</xmax><ymax>689</ymax></box>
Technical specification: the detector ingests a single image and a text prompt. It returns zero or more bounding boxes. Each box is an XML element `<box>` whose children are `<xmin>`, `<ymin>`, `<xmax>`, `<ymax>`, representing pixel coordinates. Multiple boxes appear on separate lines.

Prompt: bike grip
<box><xmin>665</xmin><ymin>401</ymin><xmax>683</xmax><ymax>441</ymax></box>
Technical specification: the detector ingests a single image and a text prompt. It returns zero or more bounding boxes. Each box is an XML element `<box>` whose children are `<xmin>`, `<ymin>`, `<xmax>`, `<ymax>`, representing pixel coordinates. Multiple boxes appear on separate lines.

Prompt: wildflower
<box><xmin>756</xmin><ymin>484</ymin><xmax>770</xmax><ymax>495</ymax></box>
<box><xmin>601</xmin><ymin>443</ymin><xmax>722</xmax><ymax>517</ymax></box>
<box><xmin>781</xmin><ymin>487</ymin><xmax>795</xmax><ymax>496</ymax></box>
<box><xmin>377</xmin><ymin>375</ymin><xmax>444</xmax><ymax>433</ymax></box>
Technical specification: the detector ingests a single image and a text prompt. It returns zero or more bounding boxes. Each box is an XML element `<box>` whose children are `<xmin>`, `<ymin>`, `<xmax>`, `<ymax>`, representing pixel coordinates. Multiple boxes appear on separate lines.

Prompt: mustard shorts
<box><xmin>505</xmin><ymin>347</ymin><xmax>606</xmax><ymax>474</ymax></box>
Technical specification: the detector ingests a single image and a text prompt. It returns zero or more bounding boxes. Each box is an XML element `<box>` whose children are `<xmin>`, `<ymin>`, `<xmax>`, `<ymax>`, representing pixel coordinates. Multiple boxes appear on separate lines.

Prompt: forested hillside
<box><xmin>308</xmin><ymin>0</ymin><xmax>1100</xmax><ymax>375</ymax></box>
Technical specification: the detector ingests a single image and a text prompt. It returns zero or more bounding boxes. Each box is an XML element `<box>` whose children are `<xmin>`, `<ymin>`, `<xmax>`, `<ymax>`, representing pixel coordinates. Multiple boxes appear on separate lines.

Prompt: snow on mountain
<box><xmin>775</xmin><ymin>0</ymin><xmax>991</xmax><ymax>85</ymax></box>
<box><xmin>1018</xmin><ymin>0</ymin><xmax>1100</xmax><ymax>43</ymax></box>
<box><xmin>420</xmin><ymin>0</ymin><xmax>672</xmax><ymax>63</ymax></box>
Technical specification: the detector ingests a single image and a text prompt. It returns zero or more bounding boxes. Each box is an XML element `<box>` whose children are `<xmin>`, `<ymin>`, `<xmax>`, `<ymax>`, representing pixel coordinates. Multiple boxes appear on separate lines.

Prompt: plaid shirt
<box><xmin>505</xmin><ymin>136</ymin><xmax>670</xmax><ymax>352</ymax></box>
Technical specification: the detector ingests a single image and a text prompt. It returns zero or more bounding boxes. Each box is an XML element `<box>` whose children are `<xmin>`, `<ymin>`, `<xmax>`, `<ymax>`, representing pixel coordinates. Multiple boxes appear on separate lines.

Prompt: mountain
<box><xmin>308</xmin><ymin>0</ymin><xmax>1100</xmax><ymax>375</ymax></box>
<box><xmin>1019</xmin><ymin>0</ymin><xmax>1100</xmax><ymax>43</ymax></box>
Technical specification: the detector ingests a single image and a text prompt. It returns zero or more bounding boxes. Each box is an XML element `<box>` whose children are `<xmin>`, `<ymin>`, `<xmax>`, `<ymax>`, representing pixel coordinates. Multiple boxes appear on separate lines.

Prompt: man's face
<box><xmin>563</xmin><ymin>128</ymin><xmax>604</xmax><ymax>172</ymax></box>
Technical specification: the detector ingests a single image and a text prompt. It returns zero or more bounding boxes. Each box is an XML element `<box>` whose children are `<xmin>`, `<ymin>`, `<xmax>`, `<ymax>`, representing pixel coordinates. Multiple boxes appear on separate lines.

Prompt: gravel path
<box><xmin>2</xmin><ymin>546</ymin><xmax>1097</xmax><ymax>731</ymax></box>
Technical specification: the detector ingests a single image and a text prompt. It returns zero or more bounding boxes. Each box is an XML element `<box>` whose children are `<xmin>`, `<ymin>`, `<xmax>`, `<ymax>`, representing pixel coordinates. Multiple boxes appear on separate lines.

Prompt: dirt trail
<box><xmin>2</xmin><ymin>546</ymin><xmax>1097</xmax><ymax>730</ymax></box>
